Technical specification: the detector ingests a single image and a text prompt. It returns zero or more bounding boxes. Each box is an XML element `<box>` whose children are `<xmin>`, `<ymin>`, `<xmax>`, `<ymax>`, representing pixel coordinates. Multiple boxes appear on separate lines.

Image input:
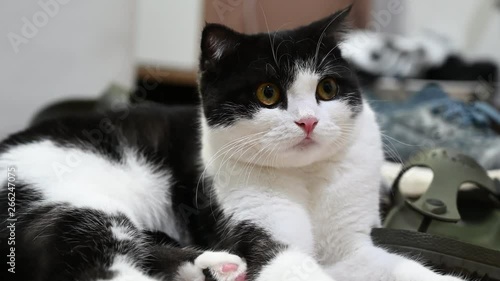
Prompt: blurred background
<box><xmin>0</xmin><ymin>0</ymin><xmax>499</xmax><ymax>171</ymax></box>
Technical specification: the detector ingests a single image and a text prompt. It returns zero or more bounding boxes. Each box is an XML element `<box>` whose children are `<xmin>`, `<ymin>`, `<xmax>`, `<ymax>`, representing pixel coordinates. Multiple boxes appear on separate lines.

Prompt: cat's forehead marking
<box><xmin>287</xmin><ymin>61</ymin><xmax>320</xmax><ymax>98</ymax></box>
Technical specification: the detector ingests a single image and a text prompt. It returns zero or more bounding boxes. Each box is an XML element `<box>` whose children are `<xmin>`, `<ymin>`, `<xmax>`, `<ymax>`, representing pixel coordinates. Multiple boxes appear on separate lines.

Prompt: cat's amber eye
<box><xmin>256</xmin><ymin>83</ymin><xmax>281</xmax><ymax>106</ymax></box>
<box><xmin>316</xmin><ymin>78</ymin><xmax>339</xmax><ymax>101</ymax></box>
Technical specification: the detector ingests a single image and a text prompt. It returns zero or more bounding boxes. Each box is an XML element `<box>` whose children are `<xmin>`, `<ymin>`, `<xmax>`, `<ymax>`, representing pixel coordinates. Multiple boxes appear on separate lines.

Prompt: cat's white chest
<box><xmin>308</xmin><ymin>175</ymin><xmax>354</xmax><ymax>264</ymax></box>
<box><xmin>307</xmin><ymin>157</ymin><xmax>383</xmax><ymax>265</ymax></box>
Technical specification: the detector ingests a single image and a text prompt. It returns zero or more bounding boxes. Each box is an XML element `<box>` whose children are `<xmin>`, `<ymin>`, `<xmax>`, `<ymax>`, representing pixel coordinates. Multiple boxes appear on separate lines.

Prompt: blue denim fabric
<box><xmin>368</xmin><ymin>84</ymin><xmax>500</xmax><ymax>170</ymax></box>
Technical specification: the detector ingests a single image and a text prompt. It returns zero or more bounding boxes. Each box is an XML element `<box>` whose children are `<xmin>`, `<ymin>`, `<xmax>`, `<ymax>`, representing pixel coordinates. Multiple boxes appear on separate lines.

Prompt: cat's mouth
<box><xmin>292</xmin><ymin>137</ymin><xmax>317</xmax><ymax>149</ymax></box>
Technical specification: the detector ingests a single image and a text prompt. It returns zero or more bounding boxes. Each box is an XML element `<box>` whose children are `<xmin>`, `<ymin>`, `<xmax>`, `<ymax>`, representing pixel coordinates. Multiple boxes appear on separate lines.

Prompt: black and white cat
<box><xmin>0</xmin><ymin>7</ymin><xmax>465</xmax><ymax>281</ymax></box>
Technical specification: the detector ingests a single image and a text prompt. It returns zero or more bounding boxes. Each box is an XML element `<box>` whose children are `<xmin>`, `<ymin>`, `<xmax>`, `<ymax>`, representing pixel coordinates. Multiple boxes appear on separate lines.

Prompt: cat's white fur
<box><xmin>100</xmin><ymin>255</ymin><xmax>160</xmax><ymax>281</ymax></box>
<box><xmin>0</xmin><ymin>140</ymin><xmax>182</xmax><ymax>243</ymax></box>
<box><xmin>202</xmin><ymin>66</ymin><xmax>465</xmax><ymax>281</ymax></box>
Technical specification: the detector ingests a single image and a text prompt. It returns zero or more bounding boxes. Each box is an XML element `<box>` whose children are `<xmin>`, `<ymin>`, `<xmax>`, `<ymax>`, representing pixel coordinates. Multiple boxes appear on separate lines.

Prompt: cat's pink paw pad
<box><xmin>221</xmin><ymin>263</ymin><xmax>239</xmax><ymax>273</ymax></box>
<box><xmin>194</xmin><ymin>251</ymin><xmax>247</xmax><ymax>281</ymax></box>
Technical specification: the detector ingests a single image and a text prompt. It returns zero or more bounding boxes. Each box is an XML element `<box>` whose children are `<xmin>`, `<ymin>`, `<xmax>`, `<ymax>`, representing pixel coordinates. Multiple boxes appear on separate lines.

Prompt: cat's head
<box><xmin>199</xmin><ymin>7</ymin><xmax>363</xmax><ymax>168</ymax></box>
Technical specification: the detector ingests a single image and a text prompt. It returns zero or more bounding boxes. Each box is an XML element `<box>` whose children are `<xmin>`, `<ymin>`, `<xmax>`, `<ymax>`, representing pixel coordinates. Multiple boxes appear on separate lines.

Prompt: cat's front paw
<box><xmin>194</xmin><ymin>251</ymin><xmax>247</xmax><ymax>281</ymax></box>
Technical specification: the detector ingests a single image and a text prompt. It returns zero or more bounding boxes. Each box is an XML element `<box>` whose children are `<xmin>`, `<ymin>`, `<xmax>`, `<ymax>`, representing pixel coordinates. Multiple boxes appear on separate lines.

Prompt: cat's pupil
<box><xmin>323</xmin><ymin>82</ymin><xmax>333</xmax><ymax>93</ymax></box>
<box><xmin>264</xmin><ymin>86</ymin><xmax>275</xmax><ymax>99</ymax></box>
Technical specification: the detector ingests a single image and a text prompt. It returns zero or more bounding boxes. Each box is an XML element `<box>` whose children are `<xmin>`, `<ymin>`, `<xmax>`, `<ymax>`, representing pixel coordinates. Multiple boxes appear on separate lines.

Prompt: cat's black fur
<box><xmin>0</xmin><ymin>105</ymin><xmax>283</xmax><ymax>281</ymax></box>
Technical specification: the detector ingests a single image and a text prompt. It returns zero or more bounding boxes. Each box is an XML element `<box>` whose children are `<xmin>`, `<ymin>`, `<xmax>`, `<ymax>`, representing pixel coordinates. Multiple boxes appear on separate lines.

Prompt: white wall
<box><xmin>0</xmin><ymin>0</ymin><xmax>203</xmax><ymax>140</ymax></box>
<box><xmin>0</xmin><ymin>0</ymin><xmax>136</xmax><ymax>139</ymax></box>
<box><xmin>135</xmin><ymin>0</ymin><xmax>203</xmax><ymax>70</ymax></box>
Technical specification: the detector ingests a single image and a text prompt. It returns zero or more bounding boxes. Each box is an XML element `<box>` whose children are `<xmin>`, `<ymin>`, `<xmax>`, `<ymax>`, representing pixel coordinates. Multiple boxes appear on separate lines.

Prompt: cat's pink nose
<box><xmin>295</xmin><ymin>117</ymin><xmax>318</xmax><ymax>136</ymax></box>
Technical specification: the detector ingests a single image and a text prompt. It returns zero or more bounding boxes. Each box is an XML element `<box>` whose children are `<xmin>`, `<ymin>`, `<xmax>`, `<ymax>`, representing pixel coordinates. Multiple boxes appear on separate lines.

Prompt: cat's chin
<box><xmin>267</xmin><ymin>142</ymin><xmax>337</xmax><ymax>168</ymax></box>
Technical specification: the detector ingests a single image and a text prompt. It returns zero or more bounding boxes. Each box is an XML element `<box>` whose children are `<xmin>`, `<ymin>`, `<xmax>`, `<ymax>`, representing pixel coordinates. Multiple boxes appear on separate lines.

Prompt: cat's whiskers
<box><xmin>326</xmin><ymin>127</ymin><xmax>356</xmax><ymax>151</ymax></box>
<box><xmin>201</xmin><ymin>132</ymin><xmax>266</xmax><ymax>170</ymax></box>
<box><xmin>275</xmin><ymin>39</ymin><xmax>294</xmax><ymax>68</ymax></box>
<box><xmin>196</xmin><ymin>132</ymin><xmax>267</xmax><ymax>207</ymax></box>
<box><xmin>239</xmin><ymin>146</ymin><xmax>265</xmax><ymax>186</ymax></box>
<box><xmin>200</xmin><ymin>137</ymin><xmax>264</xmax><ymax>213</ymax></box>
<box><xmin>380</xmin><ymin>133</ymin><xmax>421</xmax><ymax>148</ymax></box>
<box><xmin>382</xmin><ymin>141</ymin><xmax>405</xmax><ymax>166</ymax></box>
<box><xmin>265</xmin><ymin>63</ymin><xmax>278</xmax><ymax>76</ymax></box>
<box><xmin>197</xmin><ymin>133</ymin><xmax>263</xmax><ymax>188</ymax></box>
<box><xmin>263</xmin><ymin>140</ymin><xmax>281</xmax><ymax>172</ymax></box>
<box><xmin>226</xmin><ymin>135</ymin><xmax>268</xmax><ymax>181</ymax></box>
<box><xmin>210</xmin><ymin>102</ymin><xmax>249</xmax><ymax>121</ymax></box>
<box><xmin>209</xmin><ymin>135</ymin><xmax>267</xmax><ymax>196</ymax></box>
<box><xmin>379</xmin><ymin>132</ymin><xmax>423</xmax><ymax>166</ymax></box>
<box><xmin>314</xmin><ymin>8</ymin><xmax>349</xmax><ymax>70</ymax></box>
<box><xmin>216</xmin><ymin>135</ymin><xmax>265</xmax><ymax>177</ymax></box>
<box><xmin>317</xmin><ymin>43</ymin><xmax>342</xmax><ymax>70</ymax></box>
<box><xmin>241</xmin><ymin>141</ymin><xmax>278</xmax><ymax>187</ymax></box>
<box><xmin>199</xmin><ymin>139</ymin><xmax>259</xmax><ymax>189</ymax></box>
<box><xmin>242</xmin><ymin>148</ymin><xmax>268</xmax><ymax>186</ymax></box>
<box><xmin>260</xmin><ymin>5</ymin><xmax>280</xmax><ymax>73</ymax></box>
<box><xmin>321</xmin><ymin>62</ymin><xmax>354</xmax><ymax>77</ymax></box>
<box><xmin>209</xmin><ymin>139</ymin><xmax>264</xmax><ymax>204</ymax></box>
<box><xmin>331</xmin><ymin>127</ymin><xmax>408</xmax><ymax>167</ymax></box>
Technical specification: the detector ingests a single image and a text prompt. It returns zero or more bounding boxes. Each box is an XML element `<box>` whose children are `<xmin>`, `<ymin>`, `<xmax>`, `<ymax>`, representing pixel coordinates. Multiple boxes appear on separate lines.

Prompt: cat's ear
<box><xmin>200</xmin><ymin>24</ymin><xmax>241</xmax><ymax>68</ymax></box>
<box><xmin>302</xmin><ymin>5</ymin><xmax>352</xmax><ymax>41</ymax></box>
